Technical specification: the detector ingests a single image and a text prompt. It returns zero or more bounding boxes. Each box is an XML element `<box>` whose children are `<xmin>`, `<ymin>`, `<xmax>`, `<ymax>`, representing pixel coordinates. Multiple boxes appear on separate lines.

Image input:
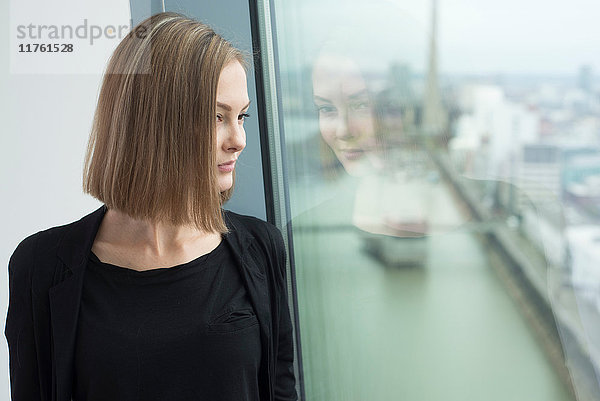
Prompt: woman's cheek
<box><xmin>319</xmin><ymin>119</ymin><xmax>337</xmax><ymax>149</ymax></box>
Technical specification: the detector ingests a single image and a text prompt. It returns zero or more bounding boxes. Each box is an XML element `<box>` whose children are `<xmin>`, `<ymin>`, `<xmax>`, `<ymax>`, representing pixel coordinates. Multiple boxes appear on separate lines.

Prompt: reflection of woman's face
<box><xmin>312</xmin><ymin>54</ymin><xmax>376</xmax><ymax>176</ymax></box>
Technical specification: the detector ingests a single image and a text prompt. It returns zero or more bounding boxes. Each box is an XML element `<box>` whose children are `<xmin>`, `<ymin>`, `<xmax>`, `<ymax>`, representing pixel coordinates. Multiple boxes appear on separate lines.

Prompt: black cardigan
<box><xmin>5</xmin><ymin>204</ymin><xmax>297</xmax><ymax>401</ymax></box>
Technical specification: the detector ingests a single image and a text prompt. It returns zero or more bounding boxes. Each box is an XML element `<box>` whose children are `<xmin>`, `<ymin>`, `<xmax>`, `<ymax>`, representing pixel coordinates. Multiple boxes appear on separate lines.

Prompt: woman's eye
<box><xmin>351</xmin><ymin>101</ymin><xmax>370</xmax><ymax>111</ymax></box>
<box><xmin>238</xmin><ymin>113</ymin><xmax>250</xmax><ymax>123</ymax></box>
<box><xmin>216</xmin><ymin>114</ymin><xmax>224</xmax><ymax>122</ymax></box>
<box><xmin>317</xmin><ymin>105</ymin><xmax>337</xmax><ymax>115</ymax></box>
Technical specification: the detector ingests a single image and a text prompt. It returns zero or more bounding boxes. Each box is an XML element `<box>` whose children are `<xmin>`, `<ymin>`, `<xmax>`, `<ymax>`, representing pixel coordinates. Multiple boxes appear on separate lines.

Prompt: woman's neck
<box><xmin>96</xmin><ymin>207</ymin><xmax>219</xmax><ymax>258</ymax></box>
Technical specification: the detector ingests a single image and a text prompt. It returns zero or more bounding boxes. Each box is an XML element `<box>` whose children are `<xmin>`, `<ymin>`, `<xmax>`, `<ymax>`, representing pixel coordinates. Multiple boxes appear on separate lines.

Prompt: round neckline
<box><xmin>89</xmin><ymin>236</ymin><xmax>225</xmax><ymax>276</ymax></box>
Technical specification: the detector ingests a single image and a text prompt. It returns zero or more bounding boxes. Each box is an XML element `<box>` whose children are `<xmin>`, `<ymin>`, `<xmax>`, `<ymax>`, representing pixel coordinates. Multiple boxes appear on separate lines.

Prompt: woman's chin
<box><xmin>340</xmin><ymin>156</ymin><xmax>374</xmax><ymax>177</ymax></box>
<box><xmin>218</xmin><ymin>176</ymin><xmax>233</xmax><ymax>193</ymax></box>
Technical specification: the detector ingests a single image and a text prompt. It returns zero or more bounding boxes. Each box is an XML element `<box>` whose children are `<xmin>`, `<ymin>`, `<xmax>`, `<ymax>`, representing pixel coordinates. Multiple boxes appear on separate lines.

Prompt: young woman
<box><xmin>5</xmin><ymin>12</ymin><xmax>296</xmax><ymax>401</ymax></box>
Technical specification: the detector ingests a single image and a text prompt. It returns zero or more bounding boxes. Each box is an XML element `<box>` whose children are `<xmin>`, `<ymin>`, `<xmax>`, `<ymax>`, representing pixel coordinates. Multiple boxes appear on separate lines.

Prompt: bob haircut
<box><xmin>83</xmin><ymin>12</ymin><xmax>248</xmax><ymax>234</ymax></box>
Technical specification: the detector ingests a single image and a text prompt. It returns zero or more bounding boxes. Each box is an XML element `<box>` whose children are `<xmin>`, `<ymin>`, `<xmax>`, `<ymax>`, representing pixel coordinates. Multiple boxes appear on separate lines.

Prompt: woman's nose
<box><xmin>225</xmin><ymin>124</ymin><xmax>246</xmax><ymax>152</ymax></box>
<box><xmin>334</xmin><ymin>110</ymin><xmax>357</xmax><ymax>141</ymax></box>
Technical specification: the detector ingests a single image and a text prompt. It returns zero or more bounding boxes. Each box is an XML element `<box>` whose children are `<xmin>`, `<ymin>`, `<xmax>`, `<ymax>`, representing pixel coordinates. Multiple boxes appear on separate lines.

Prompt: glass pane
<box><xmin>269</xmin><ymin>0</ymin><xmax>600</xmax><ymax>400</ymax></box>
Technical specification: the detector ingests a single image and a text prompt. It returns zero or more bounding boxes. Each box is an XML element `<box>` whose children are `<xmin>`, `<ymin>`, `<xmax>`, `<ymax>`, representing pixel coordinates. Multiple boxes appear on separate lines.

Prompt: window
<box><xmin>258</xmin><ymin>0</ymin><xmax>600</xmax><ymax>399</ymax></box>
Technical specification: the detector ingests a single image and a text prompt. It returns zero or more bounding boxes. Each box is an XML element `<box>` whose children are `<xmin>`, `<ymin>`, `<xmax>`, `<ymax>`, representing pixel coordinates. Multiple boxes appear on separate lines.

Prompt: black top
<box><xmin>72</xmin><ymin>236</ymin><xmax>262</xmax><ymax>401</ymax></box>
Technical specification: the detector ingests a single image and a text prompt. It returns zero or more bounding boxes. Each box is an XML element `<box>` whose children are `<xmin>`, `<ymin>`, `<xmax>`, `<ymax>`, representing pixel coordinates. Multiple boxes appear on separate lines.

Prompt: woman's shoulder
<box><xmin>8</xmin><ymin>214</ymin><xmax>89</xmax><ymax>279</ymax></box>
<box><xmin>11</xmin><ymin>226</ymin><xmax>63</xmax><ymax>262</ymax></box>
<box><xmin>223</xmin><ymin>209</ymin><xmax>283</xmax><ymax>241</ymax></box>
<box><xmin>223</xmin><ymin>209</ymin><xmax>286</xmax><ymax>260</ymax></box>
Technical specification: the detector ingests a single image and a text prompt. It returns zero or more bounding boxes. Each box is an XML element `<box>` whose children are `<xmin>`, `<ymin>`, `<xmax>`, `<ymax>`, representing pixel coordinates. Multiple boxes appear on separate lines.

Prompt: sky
<box><xmin>436</xmin><ymin>0</ymin><xmax>600</xmax><ymax>75</ymax></box>
<box><xmin>292</xmin><ymin>0</ymin><xmax>600</xmax><ymax>76</ymax></box>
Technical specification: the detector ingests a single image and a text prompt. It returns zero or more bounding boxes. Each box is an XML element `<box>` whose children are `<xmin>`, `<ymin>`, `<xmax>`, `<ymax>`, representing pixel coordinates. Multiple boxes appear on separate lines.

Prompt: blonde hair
<box><xmin>83</xmin><ymin>12</ymin><xmax>248</xmax><ymax>233</ymax></box>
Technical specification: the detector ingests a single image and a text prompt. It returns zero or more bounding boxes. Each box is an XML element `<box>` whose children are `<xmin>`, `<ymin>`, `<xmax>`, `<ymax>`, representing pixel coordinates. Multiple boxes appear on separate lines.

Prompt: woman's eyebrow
<box><xmin>314</xmin><ymin>89</ymin><xmax>368</xmax><ymax>104</ymax></box>
<box><xmin>217</xmin><ymin>100</ymin><xmax>252</xmax><ymax>111</ymax></box>
<box><xmin>347</xmin><ymin>89</ymin><xmax>369</xmax><ymax>100</ymax></box>
<box><xmin>313</xmin><ymin>95</ymin><xmax>332</xmax><ymax>103</ymax></box>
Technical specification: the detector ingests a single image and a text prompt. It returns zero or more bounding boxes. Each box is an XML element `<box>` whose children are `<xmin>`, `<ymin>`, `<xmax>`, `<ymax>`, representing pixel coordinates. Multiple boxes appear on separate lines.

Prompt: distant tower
<box><xmin>422</xmin><ymin>0</ymin><xmax>447</xmax><ymax>136</ymax></box>
<box><xmin>578</xmin><ymin>65</ymin><xmax>593</xmax><ymax>93</ymax></box>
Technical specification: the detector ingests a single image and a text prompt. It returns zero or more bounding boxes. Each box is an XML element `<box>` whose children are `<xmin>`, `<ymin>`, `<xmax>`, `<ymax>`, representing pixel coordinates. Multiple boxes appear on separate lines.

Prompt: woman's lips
<box><xmin>340</xmin><ymin>149</ymin><xmax>364</xmax><ymax>161</ymax></box>
<box><xmin>218</xmin><ymin>160</ymin><xmax>236</xmax><ymax>172</ymax></box>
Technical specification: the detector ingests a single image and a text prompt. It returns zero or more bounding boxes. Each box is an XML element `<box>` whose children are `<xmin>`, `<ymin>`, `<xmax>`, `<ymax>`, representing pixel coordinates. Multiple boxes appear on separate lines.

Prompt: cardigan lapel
<box><xmin>223</xmin><ymin>211</ymin><xmax>274</xmax><ymax>401</ymax></box>
<box><xmin>49</xmin><ymin>204</ymin><xmax>107</xmax><ymax>401</ymax></box>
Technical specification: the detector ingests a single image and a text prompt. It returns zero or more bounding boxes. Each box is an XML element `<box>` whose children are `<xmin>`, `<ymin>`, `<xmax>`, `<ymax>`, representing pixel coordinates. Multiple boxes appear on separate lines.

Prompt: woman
<box><xmin>5</xmin><ymin>12</ymin><xmax>296</xmax><ymax>401</ymax></box>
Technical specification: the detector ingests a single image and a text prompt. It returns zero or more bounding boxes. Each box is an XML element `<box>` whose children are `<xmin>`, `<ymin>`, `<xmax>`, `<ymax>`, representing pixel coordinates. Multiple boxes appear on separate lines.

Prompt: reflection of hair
<box><xmin>318</xmin><ymin>134</ymin><xmax>345</xmax><ymax>181</ymax></box>
<box><xmin>83</xmin><ymin>12</ymin><xmax>247</xmax><ymax>233</ymax></box>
